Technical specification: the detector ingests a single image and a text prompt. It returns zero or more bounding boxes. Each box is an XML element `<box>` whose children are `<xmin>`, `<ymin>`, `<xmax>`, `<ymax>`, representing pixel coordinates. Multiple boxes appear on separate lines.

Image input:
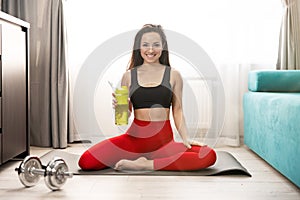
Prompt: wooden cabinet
<box><xmin>0</xmin><ymin>12</ymin><xmax>30</xmax><ymax>165</ymax></box>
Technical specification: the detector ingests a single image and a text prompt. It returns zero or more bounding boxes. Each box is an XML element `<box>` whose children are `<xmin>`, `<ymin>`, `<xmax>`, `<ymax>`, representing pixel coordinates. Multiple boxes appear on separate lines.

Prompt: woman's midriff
<box><xmin>133</xmin><ymin>107</ymin><xmax>170</xmax><ymax>121</ymax></box>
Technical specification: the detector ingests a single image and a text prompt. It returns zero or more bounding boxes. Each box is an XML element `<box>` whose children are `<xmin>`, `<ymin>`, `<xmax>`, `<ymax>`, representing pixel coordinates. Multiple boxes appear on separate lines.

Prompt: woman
<box><xmin>79</xmin><ymin>24</ymin><xmax>216</xmax><ymax>171</ymax></box>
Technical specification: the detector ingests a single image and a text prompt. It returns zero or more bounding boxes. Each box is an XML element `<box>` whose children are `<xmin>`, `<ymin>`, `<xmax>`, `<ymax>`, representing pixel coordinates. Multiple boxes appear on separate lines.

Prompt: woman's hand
<box><xmin>183</xmin><ymin>139</ymin><xmax>207</xmax><ymax>149</ymax></box>
<box><xmin>112</xmin><ymin>92</ymin><xmax>132</xmax><ymax>117</ymax></box>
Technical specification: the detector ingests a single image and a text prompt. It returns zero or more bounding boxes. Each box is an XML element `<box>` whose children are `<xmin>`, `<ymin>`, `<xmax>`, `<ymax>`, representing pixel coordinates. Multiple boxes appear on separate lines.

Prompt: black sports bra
<box><xmin>129</xmin><ymin>66</ymin><xmax>173</xmax><ymax>110</ymax></box>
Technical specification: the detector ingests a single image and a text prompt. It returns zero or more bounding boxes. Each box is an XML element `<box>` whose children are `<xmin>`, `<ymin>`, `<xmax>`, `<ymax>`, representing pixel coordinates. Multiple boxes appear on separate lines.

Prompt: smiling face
<box><xmin>140</xmin><ymin>32</ymin><xmax>163</xmax><ymax>64</ymax></box>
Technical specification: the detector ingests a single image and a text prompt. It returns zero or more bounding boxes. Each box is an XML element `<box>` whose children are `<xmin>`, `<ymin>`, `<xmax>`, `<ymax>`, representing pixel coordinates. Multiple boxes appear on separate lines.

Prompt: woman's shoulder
<box><xmin>124</xmin><ymin>69</ymin><xmax>132</xmax><ymax>75</ymax></box>
<box><xmin>121</xmin><ymin>69</ymin><xmax>132</xmax><ymax>86</ymax></box>
<box><xmin>168</xmin><ymin>67</ymin><xmax>183</xmax><ymax>88</ymax></box>
<box><xmin>169</xmin><ymin>67</ymin><xmax>182</xmax><ymax>79</ymax></box>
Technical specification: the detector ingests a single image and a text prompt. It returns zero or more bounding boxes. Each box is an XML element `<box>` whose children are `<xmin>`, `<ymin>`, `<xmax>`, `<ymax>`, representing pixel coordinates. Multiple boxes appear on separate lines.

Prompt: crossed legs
<box><xmin>114</xmin><ymin>141</ymin><xmax>216</xmax><ymax>171</ymax></box>
<box><xmin>79</xmin><ymin>137</ymin><xmax>216</xmax><ymax>171</ymax></box>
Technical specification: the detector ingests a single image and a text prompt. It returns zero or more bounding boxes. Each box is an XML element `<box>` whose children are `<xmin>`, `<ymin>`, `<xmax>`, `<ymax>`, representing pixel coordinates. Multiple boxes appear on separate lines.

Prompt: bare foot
<box><xmin>114</xmin><ymin>157</ymin><xmax>154</xmax><ymax>171</ymax></box>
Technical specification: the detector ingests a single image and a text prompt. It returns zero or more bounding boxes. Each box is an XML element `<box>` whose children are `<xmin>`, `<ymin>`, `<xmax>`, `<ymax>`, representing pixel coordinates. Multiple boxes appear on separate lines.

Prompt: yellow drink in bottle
<box><xmin>115</xmin><ymin>86</ymin><xmax>128</xmax><ymax>125</ymax></box>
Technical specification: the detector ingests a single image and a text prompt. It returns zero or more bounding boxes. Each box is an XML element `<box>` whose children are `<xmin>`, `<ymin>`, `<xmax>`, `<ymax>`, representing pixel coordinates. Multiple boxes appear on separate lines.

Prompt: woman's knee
<box><xmin>198</xmin><ymin>146</ymin><xmax>217</xmax><ymax>165</ymax></box>
<box><xmin>78</xmin><ymin>150</ymin><xmax>105</xmax><ymax>170</ymax></box>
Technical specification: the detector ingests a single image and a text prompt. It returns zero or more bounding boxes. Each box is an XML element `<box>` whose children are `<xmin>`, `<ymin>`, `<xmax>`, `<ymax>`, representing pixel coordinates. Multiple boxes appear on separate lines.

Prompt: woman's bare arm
<box><xmin>171</xmin><ymin>69</ymin><xmax>191</xmax><ymax>148</ymax></box>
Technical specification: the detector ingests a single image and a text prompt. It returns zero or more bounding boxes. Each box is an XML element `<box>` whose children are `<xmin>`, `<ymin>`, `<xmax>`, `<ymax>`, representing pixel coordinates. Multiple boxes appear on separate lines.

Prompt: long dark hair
<box><xmin>127</xmin><ymin>24</ymin><xmax>170</xmax><ymax>70</ymax></box>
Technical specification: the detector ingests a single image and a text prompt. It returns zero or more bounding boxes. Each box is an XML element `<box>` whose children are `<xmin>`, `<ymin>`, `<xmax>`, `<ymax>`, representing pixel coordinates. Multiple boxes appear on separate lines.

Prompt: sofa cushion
<box><xmin>248</xmin><ymin>70</ymin><xmax>300</xmax><ymax>92</ymax></box>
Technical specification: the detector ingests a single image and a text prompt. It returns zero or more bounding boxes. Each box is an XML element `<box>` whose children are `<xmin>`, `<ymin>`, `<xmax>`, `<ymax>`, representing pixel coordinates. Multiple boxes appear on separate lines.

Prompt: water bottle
<box><xmin>115</xmin><ymin>86</ymin><xmax>128</xmax><ymax>125</ymax></box>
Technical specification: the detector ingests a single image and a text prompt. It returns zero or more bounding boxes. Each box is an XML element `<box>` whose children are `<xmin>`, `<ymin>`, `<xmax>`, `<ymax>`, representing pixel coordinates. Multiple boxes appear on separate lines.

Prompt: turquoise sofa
<box><xmin>243</xmin><ymin>70</ymin><xmax>300</xmax><ymax>188</ymax></box>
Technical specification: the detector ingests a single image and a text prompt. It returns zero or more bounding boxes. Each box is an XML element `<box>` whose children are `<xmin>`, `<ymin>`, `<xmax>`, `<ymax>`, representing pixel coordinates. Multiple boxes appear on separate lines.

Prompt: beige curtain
<box><xmin>277</xmin><ymin>0</ymin><xmax>300</xmax><ymax>70</ymax></box>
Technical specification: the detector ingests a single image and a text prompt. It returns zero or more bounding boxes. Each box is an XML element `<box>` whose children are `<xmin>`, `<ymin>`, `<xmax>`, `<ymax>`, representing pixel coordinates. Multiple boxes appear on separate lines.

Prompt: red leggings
<box><xmin>78</xmin><ymin>118</ymin><xmax>217</xmax><ymax>171</ymax></box>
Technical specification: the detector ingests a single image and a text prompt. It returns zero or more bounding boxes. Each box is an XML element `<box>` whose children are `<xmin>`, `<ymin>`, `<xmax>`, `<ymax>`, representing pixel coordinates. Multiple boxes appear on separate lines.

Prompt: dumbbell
<box><xmin>15</xmin><ymin>155</ymin><xmax>73</xmax><ymax>191</ymax></box>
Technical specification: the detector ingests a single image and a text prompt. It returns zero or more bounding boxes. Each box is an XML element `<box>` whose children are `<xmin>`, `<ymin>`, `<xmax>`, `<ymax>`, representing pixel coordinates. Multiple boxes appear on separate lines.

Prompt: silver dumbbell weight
<box><xmin>15</xmin><ymin>155</ymin><xmax>73</xmax><ymax>191</ymax></box>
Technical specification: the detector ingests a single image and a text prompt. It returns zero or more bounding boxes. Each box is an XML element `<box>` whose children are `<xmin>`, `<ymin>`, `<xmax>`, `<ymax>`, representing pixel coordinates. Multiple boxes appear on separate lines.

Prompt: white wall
<box><xmin>66</xmin><ymin>0</ymin><xmax>282</xmax><ymax>68</ymax></box>
<box><xmin>65</xmin><ymin>0</ymin><xmax>282</xmax><ymax>140</ymax></box>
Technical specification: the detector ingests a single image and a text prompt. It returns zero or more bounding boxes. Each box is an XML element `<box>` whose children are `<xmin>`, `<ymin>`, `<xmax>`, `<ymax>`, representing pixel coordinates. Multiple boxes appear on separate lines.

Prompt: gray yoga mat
<box><xmin>40</xmin><ymin>150</ymin><xmax>251</xmax><ymax>176</ymax></box>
